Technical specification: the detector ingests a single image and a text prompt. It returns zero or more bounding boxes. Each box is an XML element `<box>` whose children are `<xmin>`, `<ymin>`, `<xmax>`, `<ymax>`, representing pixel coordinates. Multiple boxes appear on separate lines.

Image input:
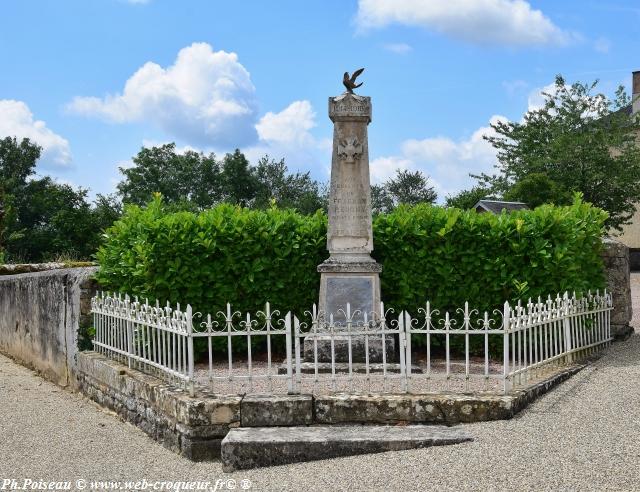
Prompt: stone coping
<box><xmin>0</xmin><ymin>262</ymin><xmax>97</xmax><ymax>276</ymax></box>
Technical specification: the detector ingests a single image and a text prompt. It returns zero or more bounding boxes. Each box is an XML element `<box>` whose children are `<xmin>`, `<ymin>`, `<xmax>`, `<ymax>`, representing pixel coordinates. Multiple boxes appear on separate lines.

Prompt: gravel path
<box><xmin>2</xmin><ymin>278</ymin><xmax>640</xmax><ymax>491</ymax></box>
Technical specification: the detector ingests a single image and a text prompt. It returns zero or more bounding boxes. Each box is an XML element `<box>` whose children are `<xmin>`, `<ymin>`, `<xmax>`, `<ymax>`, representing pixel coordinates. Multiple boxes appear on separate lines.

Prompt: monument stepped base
<box><xmin>277</xmin><ymin>362</ymin><xmax>423</xmax><ymax>375</ymax></box>
<box><xmin>303</xmin><ymin>333</ymin><xmax>396</xmax><ymax>363</ymax></box>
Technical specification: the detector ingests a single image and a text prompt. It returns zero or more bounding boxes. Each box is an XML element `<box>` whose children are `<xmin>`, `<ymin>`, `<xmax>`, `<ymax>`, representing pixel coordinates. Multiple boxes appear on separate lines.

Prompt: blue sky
<box><xmin>1</xmin><ymin>0</ymin><xmax>639</xmax><ymax>201</ymax></box>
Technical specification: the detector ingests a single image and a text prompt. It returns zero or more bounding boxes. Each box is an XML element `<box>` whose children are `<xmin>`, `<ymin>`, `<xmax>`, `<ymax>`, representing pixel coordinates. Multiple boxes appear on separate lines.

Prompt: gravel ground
<box><xmin>2</xmin><ymin>277</ymin><xmax>640</xmax><ymax>491</ymax></box>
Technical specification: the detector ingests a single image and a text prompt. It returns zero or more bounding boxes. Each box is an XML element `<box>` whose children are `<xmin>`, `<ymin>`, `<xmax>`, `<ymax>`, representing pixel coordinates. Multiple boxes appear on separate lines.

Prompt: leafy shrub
<box><xmin>95</xmin><ymin>196</ymin><xmax>326</xmax><ymax>354</ymax></box>
<box><xmin>96</xmin><ymin>196</ymin><xmax>607</xmax><ymax>356</ymax></box>
<box><xmin>374</xmin><ymin>197</ymin><xmax>606</xmax><ymax>315</ymax></box>
<box><xmin>374</xmin><ymin>198</ymin><xmax>607</xmax><ymax>353</ymax></box>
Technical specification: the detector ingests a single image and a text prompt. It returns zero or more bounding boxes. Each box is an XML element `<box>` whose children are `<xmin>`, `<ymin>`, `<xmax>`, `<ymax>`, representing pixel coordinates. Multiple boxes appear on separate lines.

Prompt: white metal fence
<box><xmin>91</xmin><ymin>290</ymin><xmax>613</xmax><ymax>395</ymax></box>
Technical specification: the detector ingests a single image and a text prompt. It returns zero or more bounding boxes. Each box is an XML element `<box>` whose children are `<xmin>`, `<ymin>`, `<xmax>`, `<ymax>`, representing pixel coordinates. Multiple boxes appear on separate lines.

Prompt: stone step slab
<box><xmin>221</xmin><ymin>424</ymin><xmax>473</xmax><ymax>471</ymax></box>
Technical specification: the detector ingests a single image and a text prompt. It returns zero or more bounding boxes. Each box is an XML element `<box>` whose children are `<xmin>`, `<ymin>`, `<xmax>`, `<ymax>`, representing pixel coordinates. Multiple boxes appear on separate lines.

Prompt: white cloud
<box><xmin>369</xmin><ymin>156</ymin><xmax>414</xmax><ymax>184</ymax></box>
<box><xmin>356</xmin><ymin>0</ymin><xmax>572</xmax><ymax>46</ymax></box>
<box><xmin>370</xmin><ymin>116</ymin><xmax>506</xmax><ymax>199</ymax></box>
<box><xmin>67</xmin><ymin>42</ymin><xmax>258</xmax><ymax>147</ymax></box>
<box><xmin>0</xmin><ymin>99</ymin><xmax>72</xmax><ymax>168</ymax></box>
<box><xmin>247</xmin><ymin>100</ymin><xmax>331</xmax><ymax>177</ymax></box>
<box><xmin>116</xmin><ymin>100</ymin><xmax>329</xmax><ymax>181</ymax></box>
<box><xmin>382</xmin><ymin>42</ymin><xmax>412</xmax><ymax>54</ymax></box>
<box><xmin>256</xmin><ymin>100</ymin><xmax>316</xmax><ymax>146</ymax></box>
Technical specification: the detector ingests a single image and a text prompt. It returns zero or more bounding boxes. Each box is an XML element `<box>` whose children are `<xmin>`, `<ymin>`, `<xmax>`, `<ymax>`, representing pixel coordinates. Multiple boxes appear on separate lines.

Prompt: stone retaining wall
<box><xmin>601</xmin><ymin>238</ymin><xmax>633</xmax><ymax>339</ymax></box>
<box><xmin>0</xmin><ymin>266</ymin><xmax>98</xmax><ymax>386</ymax></box>
<box><xmin>77</xmin><ymin>352</ymin><xmax>241</xmax><ymax>460</ymax></box>
<box><xmin>76</xmin><ymin>351</ymin><xmax>585</xmax><ymax>462</ymax></box>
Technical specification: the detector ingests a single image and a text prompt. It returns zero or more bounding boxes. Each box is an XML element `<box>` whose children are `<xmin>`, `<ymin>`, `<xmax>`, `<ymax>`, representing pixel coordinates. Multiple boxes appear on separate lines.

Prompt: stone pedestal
<box><xmin>318</xmin><ymin>261</ymin><xmax>382</xmax><ymax>324</ymax></box>
<box><xmin>304</xmin><ymin>91</ymin><xmax>394</xmax><ymax>363</ymax></box>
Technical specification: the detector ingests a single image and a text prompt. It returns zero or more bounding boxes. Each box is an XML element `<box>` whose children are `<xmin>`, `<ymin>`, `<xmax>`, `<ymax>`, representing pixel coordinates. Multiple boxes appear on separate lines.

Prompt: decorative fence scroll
<box><xmin>91</xmin><ymin>290</ymin><xmax>613</xmax><ymax>395</ymax></box>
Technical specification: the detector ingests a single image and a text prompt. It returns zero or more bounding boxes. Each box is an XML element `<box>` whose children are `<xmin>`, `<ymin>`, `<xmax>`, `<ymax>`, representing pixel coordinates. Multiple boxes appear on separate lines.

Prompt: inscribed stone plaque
<box><xmin>325</xmin><ymin>276</ymin><xmax>373</xmax><ymax>323</ymax></box>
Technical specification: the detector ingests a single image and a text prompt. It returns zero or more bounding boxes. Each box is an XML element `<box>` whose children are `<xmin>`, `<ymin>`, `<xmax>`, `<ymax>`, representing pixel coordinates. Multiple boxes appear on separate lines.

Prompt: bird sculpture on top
<box><xmin>343</xmin><ymin>68</ymin><xmax>365</xmax><ymax>94</ymax></box>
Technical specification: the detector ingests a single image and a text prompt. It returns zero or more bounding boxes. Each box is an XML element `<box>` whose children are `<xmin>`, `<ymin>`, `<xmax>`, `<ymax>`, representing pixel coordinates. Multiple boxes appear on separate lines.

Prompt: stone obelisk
<box><xmin>303</xmin><ymin>70</ymin><xmax>395</xmax><ymax>364</ymax></box>
<box><xmin>304</xmin><ymin>69</ymin><xmax>395</xmax><ymax>363</ymax></box>
<box><xmin>317</xmin><ymin>90</ymin><xmax>382</xmax><ymax>324</ymax></box>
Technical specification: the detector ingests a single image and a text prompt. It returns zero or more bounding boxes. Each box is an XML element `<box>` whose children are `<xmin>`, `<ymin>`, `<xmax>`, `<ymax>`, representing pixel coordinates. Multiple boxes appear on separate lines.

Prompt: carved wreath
<box><xmin>337</xmin><ymin>137</ymin><xmax>363</xmax><ymax>164</ymax></box>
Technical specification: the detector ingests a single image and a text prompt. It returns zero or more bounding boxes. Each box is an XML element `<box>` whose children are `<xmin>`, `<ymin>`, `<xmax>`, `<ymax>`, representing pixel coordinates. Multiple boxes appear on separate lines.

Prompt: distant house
<box><xmin>473</xmin><ymin>199</ymin><xmax>529</xmax><ymax>214</ymax></box>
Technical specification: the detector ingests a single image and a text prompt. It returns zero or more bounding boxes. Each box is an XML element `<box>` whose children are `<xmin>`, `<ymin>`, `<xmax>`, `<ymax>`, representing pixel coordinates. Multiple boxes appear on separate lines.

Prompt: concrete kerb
<box><xmin>75</xmin><ymin>351</ymin><xmax>587</xmax><ymax>462</ymax></box>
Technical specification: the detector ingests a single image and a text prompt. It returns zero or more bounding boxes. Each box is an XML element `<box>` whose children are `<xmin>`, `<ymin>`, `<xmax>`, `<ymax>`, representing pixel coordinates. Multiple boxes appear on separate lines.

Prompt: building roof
<box><xmin>599</xmin><ymin>104</ymin><xmax>633</xmax><ymax>126</ymax></box>
<box><xmin>473</xmin><ymin>199</ymin><xmax>529</xmax><ymax>214</ymax></box>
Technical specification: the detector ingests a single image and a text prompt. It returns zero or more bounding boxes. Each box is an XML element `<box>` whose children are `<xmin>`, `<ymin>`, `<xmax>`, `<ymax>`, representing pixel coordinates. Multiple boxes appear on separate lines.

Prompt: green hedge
<box><xmin>95</xmin><ymin>196</ymin><xmax>607</xmax><ymax>353</ymax></box>
<box><xmin>95</xmin><ymin>197</ymin><xmax>326</xmax><ymax>321</ymax></box>
<box><xmin>373</xmin><ymin>199</ymin><xmax>607</xmax><ymax>315</ymax></box>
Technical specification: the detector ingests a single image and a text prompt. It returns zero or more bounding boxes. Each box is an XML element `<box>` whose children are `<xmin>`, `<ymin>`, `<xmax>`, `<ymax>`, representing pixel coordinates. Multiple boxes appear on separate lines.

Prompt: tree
<box><xmin>0</xmin><ymin>186</ymin><xmax>7</xmax><ymax>263</ymax></box>
<box><xmin>252</xmin><ymin>156</ymin><xmax>326</xmax><ymax>214</ymax></box>
<box><xmin>117</xmin><ymin>144</ymin><xmax>328</xmax><ymax>214</ymax></box>
<box><xmin>0</xmin><ymin>136</ymin><xmax>118</xmax><ymax>262</ymax></box>
<box><xmin>0</xmin><ymin>137</ymin><xmax>40</xmax><ymax>258</ymax></box>
<box><xmin>445</xmin><ymin>186</ymin><xmax>494</xmax><ymax>209</ymax></box>
<box><xmin>503</xmin><ymin>173</ymin><xmax>572</xmax><ymax>209</ymax></box>
<box><xmin>0</xmin><ymin>137</ymin><xmax>41</xmax><ymax>261</ymax></box>
<box><xmin>0</xmin><ymin>136</ymin><xmax>40</xmax><ymax>188</ymax></box>
<box><xmin>92</xmin><ymin>194</ymin><xmax>123</xmax><ymax>233</ymax></box>
<box><xmin>371</xmin><ymin>169</ymin><xmax>437</xmax><ymax>213</ymax></box>
<box><xmin>118</xmin><ymin>143</ymin><xmax>222</xmax><ymax>208</ymax></box>
<box><xmin>476</xmin><ymin>75</ymin><xmax>640</xmax><ymax>231</ymax></box>
<box><xmin>9</xmin><ymin>178</ymin><xmax>97</xmax><ymax>261</ymax></box>
<box><xmin>219</xmin><ymin>149</ymin><xmax>260</xmax><ymax>207</ymax></box>
<box><xmin>371</xmin><ymin>184</ymin><xmax>394</xmax><ymax>214</ymax></box>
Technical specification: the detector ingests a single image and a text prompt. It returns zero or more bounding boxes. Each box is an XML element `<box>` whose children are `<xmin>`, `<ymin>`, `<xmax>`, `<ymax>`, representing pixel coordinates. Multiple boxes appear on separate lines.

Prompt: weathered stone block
<box><xmin>240</xmin><ymin>394</ymin><xmax>313</xmax><ymax>427</ymax></box>
<box><xmin>315</xmin><ymin>394</ymin><xmax>412</xmax><ymax>424</ymax></box>
<box><xmin>313</xmin><ymin>393</ymin><xmax>515</xmax><ymax>424</ymax></box>
<box><xmin>152</xmin><ymin>385</ymin><xmax>179</xmax><ymax>419</ymax></box>
<box><xmin>175</xmin><ymin>395</ymin><xmax>241</xmax><ymax>426</ymax></box>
